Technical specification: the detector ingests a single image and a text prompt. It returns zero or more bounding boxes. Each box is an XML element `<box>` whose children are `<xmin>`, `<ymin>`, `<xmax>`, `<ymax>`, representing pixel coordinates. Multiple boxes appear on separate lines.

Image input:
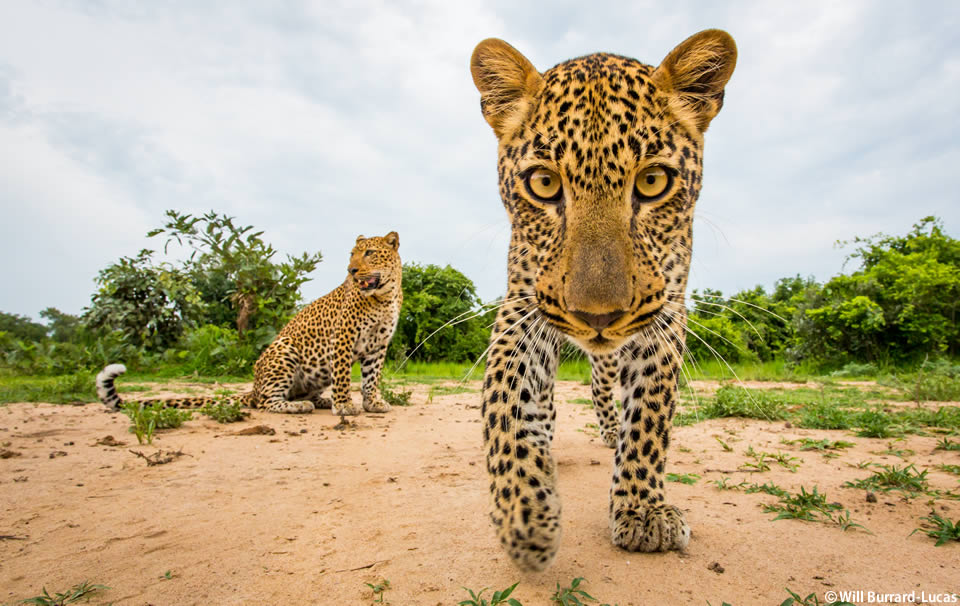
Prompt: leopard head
<box><xmin>471</xmin><ymin>30</ymin><xmax>736</xmax><ymax>354</ymax></box>
<box><xmin>348</xmin><ymin>231</ymin><xmax>402</xmax><ymax>298</ymax></box>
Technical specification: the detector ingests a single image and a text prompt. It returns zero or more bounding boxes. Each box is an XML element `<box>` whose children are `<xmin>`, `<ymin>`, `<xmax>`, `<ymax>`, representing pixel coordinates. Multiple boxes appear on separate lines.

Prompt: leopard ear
<box><xmin>470</xmin><ymin>38</ymin><xmax>543</xmax><ymax>139</ymax></box>
<box><xmin>653</xmin><ymin>29</ymin><xmax>737</xmax><ymax>132</ymax></box>
<box><xmin>384</xmin><ymin>231</ymin><xmax>399</xmax><ymax>250</ymax></box>
<box><xmin>356</xmin><ymin>235</ymin><xmax>366</xmax><ymax>244</ymax></box>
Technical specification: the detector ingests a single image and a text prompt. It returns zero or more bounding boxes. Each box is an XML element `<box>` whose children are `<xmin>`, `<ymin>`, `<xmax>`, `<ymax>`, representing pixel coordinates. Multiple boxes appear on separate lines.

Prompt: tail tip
<box><xmin>96</xmin><ymin>363</ymin><xmax>127</xmax><ymax>410</ymax></box>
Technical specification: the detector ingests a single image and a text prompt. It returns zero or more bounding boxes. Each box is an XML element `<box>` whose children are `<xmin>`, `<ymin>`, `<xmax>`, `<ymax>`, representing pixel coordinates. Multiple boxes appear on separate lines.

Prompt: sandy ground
<box><xmin>1</xmin><ymin>380</ymin><xmax>959</xmax><ymax>606</ymax></box>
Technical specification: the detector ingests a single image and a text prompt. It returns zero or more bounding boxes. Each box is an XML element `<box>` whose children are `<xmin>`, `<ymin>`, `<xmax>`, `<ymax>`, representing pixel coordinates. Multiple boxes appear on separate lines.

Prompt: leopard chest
<box><xmin>352</xmin><ymin>298</ymin><xmax>401</xmax><ymax>358</ymax></box>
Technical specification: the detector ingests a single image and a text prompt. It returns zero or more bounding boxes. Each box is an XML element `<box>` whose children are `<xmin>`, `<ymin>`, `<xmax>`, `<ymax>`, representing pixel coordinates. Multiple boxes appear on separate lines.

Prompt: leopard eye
<box><xmin>634</xmin><ymin>166</ymin><xmax>672</xmax><ymax>200</ymax></box>
<box><xmin>364</xmin><ymin>250</ymin><xmax>374</xmax><ymax>257</ymax></box>
<box><xmin>525</xmin><ymin>168</ymin><xmax>563</xmax><ymax>202</ymax></box>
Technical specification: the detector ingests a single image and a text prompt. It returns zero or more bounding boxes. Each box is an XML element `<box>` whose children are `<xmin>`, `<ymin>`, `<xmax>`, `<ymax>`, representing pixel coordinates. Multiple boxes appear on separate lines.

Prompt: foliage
<box><xmin>39</xmin><ymin>308</ymin><xmax>82</xmax><ymax>343</ymax></box>
<box><xmin>121</xmin><ymin>401</ymin><xmax>192</xmax><ymax>444</ymax></box>
<box><xmin>85</xmin><ymin>249</ymin><xmax>204</xmax><ymax>351</ymax></box>
<box><xmin>780</xmin><ymin>588</ymin><xmax>856</xmax><ymax>606</ymax></box>
<box><xmin>550</xmin><ymin>577</ymin><xmax>599</xmax><ymax>606</ymax></box>
<box><xmin>0</xmin><ymin>311</ymin><xmax>48</xmax><ymax>341</ymax></box>
<box><xmin>701</xmin><ymin>385</ymin><xmax>788</xmax><ymax>420</ymax></box>
<box><xmin>911</xmin><ymin>512</ymin><xmax>960</xmax><ymax>546</ymax></box>
<box><xmin>0</xmin><ymin>372</ymin><xmax>95</xmax><ymax>404</ymax></box>
<box><xmin>896</xmin><ymin>359</ymin><xmax>960</xmax><ymax>401</ymax></box>
<box><xmin>843</xmin><ymin>463</ymin><xmax>931</xmax><ymax>496</ymax></box>
<box><xmin>148</xmin><ymin>210</ymin><xmax>322</xmax><ymax>337</ymax></box>
<box><xmin>380</xmin><ymin>382</ymin><xmax>413</xmax><ymax>406</ymax></box>
<box><xmin>388</xmin><ymin>263</ymin><xmax>496</xmax><ymax>363</ymax></box>
<box><xmin>364</xmin><ymin>579</ymin><xmax>391</xmax><ymax>604</ymax></box>
<box><xmin>686</xmin><ymin>276</ymin><xmax>807</xmax><ymax>364</ymax></box>
<box><xmin>200</xmin><ymin>397</ymin><xmax>249</xmax><ymax>423</ymax></box>
<box><xmin>795</xmin><ymin>217</ymin><xmax>960</xmax><ymax>364</ymax></box>
<box><xmin>665</xmin><ymin>472</ymin><xmax>700</xmax><ymax>485</ymax></box>
<box><xmin>178</xmin><ymin>324</ymin><xmax>259</xmax><ymax>376</ymax></box>
<box><xmin>20</xmin><ymin>581</ymin><xmax>110</xmax><ymax>605</ymax></box>
<box><xmin>761</xmin><ymin>486</ymin><xmax>842</xmax><ymax>523</ymax></box>
<box><xmin>459</xmin><ymin>582</ymin><xmax>523</xmax><ymax>606</ymax></box>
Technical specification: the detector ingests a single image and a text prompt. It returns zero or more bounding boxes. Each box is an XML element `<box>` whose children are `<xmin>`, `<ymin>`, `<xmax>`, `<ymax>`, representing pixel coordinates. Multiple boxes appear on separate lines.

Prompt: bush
<box><xmin>178</xmin><ymin>325</ymin><xmax>258</xmax><ymax>376</ymax></box>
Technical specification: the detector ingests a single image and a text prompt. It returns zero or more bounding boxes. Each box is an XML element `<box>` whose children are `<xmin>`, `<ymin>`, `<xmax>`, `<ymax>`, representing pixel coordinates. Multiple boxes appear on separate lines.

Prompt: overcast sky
<box><xmin>2</xmin><ymin>1</ymin><xmax>958</xmax><ymax>320</ymax></box>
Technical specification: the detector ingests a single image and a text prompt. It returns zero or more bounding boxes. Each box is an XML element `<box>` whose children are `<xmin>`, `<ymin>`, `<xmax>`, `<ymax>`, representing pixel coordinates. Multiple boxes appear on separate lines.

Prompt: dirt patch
<box><xmin>230</xmin><ymin>425</ymin><xmax>276</xmax><ymax>436</ymax></box>
<box><xmin>1</xmin><ymin>382</ymin><xmax>958</xmax><ymax>605</ymax></box>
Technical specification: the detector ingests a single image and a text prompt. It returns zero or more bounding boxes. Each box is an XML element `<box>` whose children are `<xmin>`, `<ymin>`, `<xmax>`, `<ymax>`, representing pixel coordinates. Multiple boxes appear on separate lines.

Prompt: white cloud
<box><xmin>0</xmin><ymin>0</ymin><xmax>958</xmax><ymax>319</ymax></box>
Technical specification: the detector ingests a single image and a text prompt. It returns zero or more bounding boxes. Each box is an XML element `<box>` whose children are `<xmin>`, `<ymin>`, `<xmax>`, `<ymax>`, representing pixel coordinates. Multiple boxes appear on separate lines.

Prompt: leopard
<box><xmin>470</xmin><ymin>29</ymin><xmax>737</xmax><ymax>570</ymax></box>
<box><xmin>96</xmin><ymin>232</ymin><xmax>403</xmax><ymax>416</ymax></box>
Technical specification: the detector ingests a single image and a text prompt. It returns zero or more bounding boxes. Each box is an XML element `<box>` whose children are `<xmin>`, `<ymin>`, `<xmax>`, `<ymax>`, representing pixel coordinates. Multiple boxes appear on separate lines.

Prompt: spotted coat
<box><xmin>470</xmin><ymin>30</ymin><xmax>737</xmax><ymax>570</ymax></box>
<box><xmin>97</xmin><ymin>232</ymin><xmax>403</xmax><ymax>416</ymax></box>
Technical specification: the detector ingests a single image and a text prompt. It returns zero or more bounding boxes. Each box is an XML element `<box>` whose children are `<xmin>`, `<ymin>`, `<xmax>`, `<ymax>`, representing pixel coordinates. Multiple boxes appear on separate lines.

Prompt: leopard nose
<box><xmin>572</xmin><ymin>310</ymin><xmax>626</xmax><ymax>331</ymax></box>
<box><xmin>349</xmin><ymin>266</ymin><xmax>358</xmax><ymax>275</ymax></box>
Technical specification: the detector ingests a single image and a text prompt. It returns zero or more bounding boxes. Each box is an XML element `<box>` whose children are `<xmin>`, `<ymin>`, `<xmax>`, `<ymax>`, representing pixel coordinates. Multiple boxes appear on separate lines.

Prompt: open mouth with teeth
<box><xmin>356</xmin><ymin>274</ymin><xmax>381</xmax><ymax>291</ymax></box>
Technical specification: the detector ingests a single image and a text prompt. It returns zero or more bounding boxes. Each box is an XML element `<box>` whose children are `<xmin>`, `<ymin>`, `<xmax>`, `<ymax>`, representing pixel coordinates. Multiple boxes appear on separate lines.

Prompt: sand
<box><xmin>1</xmin><ymin>380</ymin><xmax>958</xmax><ymax>605</ymax></box>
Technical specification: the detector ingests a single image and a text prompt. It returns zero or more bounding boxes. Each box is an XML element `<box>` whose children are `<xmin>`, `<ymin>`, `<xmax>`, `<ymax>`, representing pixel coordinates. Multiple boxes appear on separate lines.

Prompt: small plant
<box><xmin>20</xmin><ymin>581</ymin><xmax>110</xmax><ymax>605</ymax></box>
<box><xmin>744</xmin><ymin>482</ymin><xmax>789</xmax><ymax>498</ymax></box>
<box><xmin>551</xmin><ymin>577</ymin><xmax>598</xmax><ymax>606</ymax></box>
<box><xmin>844</xmin><ymin>463</ymin><xmax>930</xmax><ymax>496</ymax></box>
<box><xmin>702</xmin><ymin>386</ymin><xmax>787</xmax><ymax>421</ymax></box>
<box><xmin>200</xmin><ymin>398</ymin><xmax>249</xmax><ymax>423</ymax></box>
<box><xmin>781</xmin><ymin>587</ymin><xmax>855</xmax><ymax>605</ymax></box>
<box><xmin>666</xmin><ymin>472</ymin><xmax>700</xmax><ymax>485</ymax></box>
<box><xmin>872</xmin><ymin>439</ymin><xmax>914</xmax><ymax>459</ymax></box>
<box><xmin>762</xmin><ymin>486</ymin><xmax>841</xmax><ymax>523</ymax></box>
<box><xmin>936</xmin><ymin>437</ymin><xmax>960</xmax><ymax>452</ymax></box>
<box><xmin>797</xmin><ymin>400</ymin><xmax>854</xmax><ymax>431</ymax></box>
<box><xmin>741</xmin><ymin>445</ymin><xmax>771</xmax><ymax>472</ymax></box>
<box><xmin>770</xmin><ymin>451</ymin><xmax>802</xmax><ymax>472</ymax></box>
<box><xmin>911</xmin><ymin>512</ymin><xmax>960</xmax><ymax>546</ymax></box>
<box><xmin>122</xmin><ymin>402</ymin><xmax>156</xmax><ymax>445</ymax></box>
<box><xmin>785</xmin><ymin>438</ymin><xmax>854</xmax><ymax>452</ymax></box>
<box><xmin>121</xmin><ymin>402</ymin><xmax>192</xmax><ymax>444</ymax></box>
<box><xmin>937</xmin><ymin>463</ymin><xmax>960</xmax><ymax>476</ymax></box>
<box><xmin>713</xmin><ymin>477</ymin><xmax>748</xmax><ymax>491</ymax></box>
<box><xmin>381</xmin><ymin>382</ymin><xmax>413</xmax><ymax>407</ymax></box>
<box><xmin>855</xmin><ymin>409</ymin><xmax>895</xmax><ymax>438</ymax></box>
<box><xmin>364</xmin><ymin>578</ymin><xmax>391</xmax><ymax>604</ymax></box>
<box><xmin>715</xmin><ymin>437</ymin><xmax>733</xmax><ymax>452</ymax></box>
<box><xmin>459</xmin><ymin>581</ymin><xmax>522</xmax><ymax>606</ymax></box>
<box><xmin>834</xmin><ymin>509</ymin><xmax>871</xmax><ymax>533</ymax></box>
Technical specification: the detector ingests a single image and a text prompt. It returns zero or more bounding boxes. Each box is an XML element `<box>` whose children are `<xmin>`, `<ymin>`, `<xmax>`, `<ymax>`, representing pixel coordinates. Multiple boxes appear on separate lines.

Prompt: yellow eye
<box><xmin>634</xmin><ymin>166</ymin><xmax>672</xmax><ymax>200</ymax></box>
<box><xmin>525</xmin><ymin>168</ymin><xmax>563</xmax><ymax>202</ymax></box>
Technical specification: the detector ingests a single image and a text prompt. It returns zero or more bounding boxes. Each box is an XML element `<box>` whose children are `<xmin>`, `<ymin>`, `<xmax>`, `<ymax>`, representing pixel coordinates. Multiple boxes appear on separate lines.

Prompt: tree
<box><xmin>387</xmin><ymin>263</ymin><xmax>495</xmax><ymax>363</ymax></box>
<box><xmin>795</xmin><ymin>217</ymin><xmax>960</xmax><ymax>363</ymax></box>
<box><xmin>0</xmin><ymin>311</ymin><xmax>48</xmax><ymax>341</ymax></box>
<box><xmin>84</xmin><ymin>249</ymin><xmax>204</xmax><ymax>351</ymax></box>
<box><xmin>39</xmin><ymin>308</ymin><xmax>81</xmax><ymax>343</ymax></box>
<box><xmin>148</xmin><ymin>210</ymin><xmax>322</xmax><ymax>338</ymax></box>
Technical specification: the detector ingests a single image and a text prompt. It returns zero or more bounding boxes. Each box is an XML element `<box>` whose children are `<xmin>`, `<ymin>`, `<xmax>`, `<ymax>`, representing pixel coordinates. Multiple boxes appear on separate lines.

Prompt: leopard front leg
<box><xmin>608</xmin><ymin>322</ymin><xmax>690</xmax><ymax>553</ymax></box>
<box><xmin>330</xmin><ymin>342</ymin><xmax>361</xmax><ymax>416</ymax></box>
<box><xmin>589</xmin><ymin>352</ymin><xmax>620</xmax><ymax>448</ymax></box>
<box><xmin>483</xmin><ymin>302</ymin><xmax>561</xmax><ymax>571</ymax></box>
<box><xmin>360</xmin><ymin>344</ymin><xmax>391</xmax><ymax>413</ymax></box>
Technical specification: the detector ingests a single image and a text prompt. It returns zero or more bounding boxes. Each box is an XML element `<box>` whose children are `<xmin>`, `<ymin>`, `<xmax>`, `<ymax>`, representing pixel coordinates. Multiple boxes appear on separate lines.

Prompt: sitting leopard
<box><xmin>97</xmin><ymin>232</ymin><xmax>403</xmax><ymax>415</ymax></box>
<box><xmin>470</xmin><ymin>30</ymin><xmax>737</xmax><ymax>570</ymax></box>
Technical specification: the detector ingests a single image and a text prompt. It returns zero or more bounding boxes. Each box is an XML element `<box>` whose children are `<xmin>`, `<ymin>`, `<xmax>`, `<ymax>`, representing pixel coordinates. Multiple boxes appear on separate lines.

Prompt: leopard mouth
<box><xmin>356</xmin><ymin>274</ymin><xmax>381</xmax><ymax>291</ymax></box>
<box><xmin>540</xmin><ymin>303</ymin><xmax>665</xmax><ymax>354</ymax></box>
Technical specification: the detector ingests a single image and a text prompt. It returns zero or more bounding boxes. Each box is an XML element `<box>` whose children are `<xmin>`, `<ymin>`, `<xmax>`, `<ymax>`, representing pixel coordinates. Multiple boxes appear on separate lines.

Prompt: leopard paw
<box><xmin>269</xmin><ymin>400</ymin><xmax>315</xmax><ymax>414</ymax></box>
<box><xmin>311</xmin><ymin>396</ymin><xmax>334</xmax><ymax>410</ymax></box>
<box><xmin>610</xmin><ymin>503</ymin><xmax>690</xmax><ymax>552</ymax></box>
<box><xmin>363</xmin><ymin>397</ymin><xmax>392</xmax><ymax>413</ymax></box>
<box><xmin>333</xmin><ymin>402</ymin><xmax>361</xmax><ymax>416</ymax></box>
<box><xmin>600</xmin><ymin>427</ymin><xmax>619</xmax><ymax>449</ymax></box>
